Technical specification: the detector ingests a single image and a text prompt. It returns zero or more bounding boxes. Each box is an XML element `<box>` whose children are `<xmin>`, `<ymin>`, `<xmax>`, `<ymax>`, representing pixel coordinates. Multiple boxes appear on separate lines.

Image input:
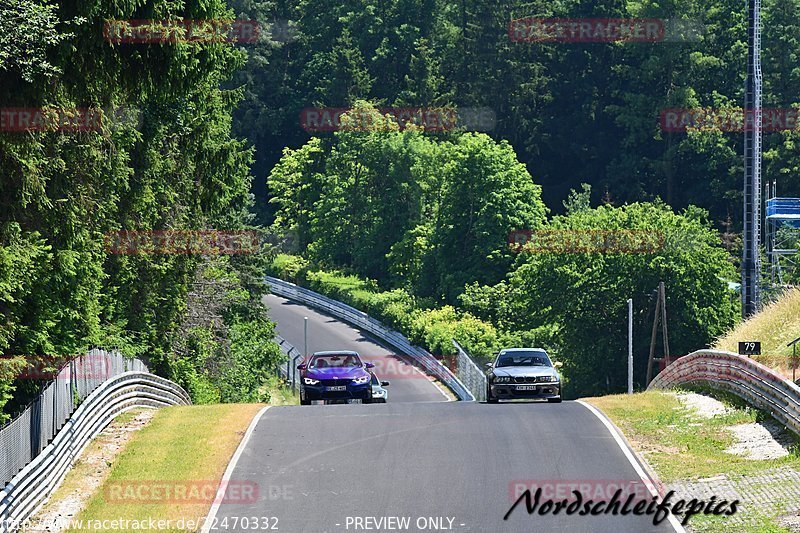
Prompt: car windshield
<box><xmin>495</xmin><ymin>353</ymin><xmax>551</xmax><ymax>368</ymax></box>
<box><xmin>310</xmin><ymin>354</ymin><xmax>362</xmax><ymax>368</ymax></box>
<box><xmin>371</xmin><ymin>374</ymin><xmax>379</xmax><ymax>385</ymax></box>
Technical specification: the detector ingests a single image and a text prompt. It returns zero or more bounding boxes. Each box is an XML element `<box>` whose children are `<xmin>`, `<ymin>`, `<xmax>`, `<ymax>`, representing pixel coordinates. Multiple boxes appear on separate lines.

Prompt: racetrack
<box><xmin>264</xmin><ymin>294</ymin><xmax>448</xmax><ymax>403</ymax></box>
<box><xmin>206</xmin><ymin>295</ymin><xmax>681</xmax><ymax>532</ymax></box>
<box><xmin>208</xmin><ymin>402</ymin><xmax>677</xmax><ymax>532</ymax></box>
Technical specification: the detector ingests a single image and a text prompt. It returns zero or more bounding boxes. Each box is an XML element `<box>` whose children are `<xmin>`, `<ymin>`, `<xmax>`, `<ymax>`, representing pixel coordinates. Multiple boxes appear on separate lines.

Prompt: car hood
<box><xmin>306</xmin><ymin>367</ymin><xmax>369</xmax><ymax>380</ymax></box>
<box><xmin>492</xmin><ymin>366</ymin><xmax>559</xmax><ymax>379</ymax></box>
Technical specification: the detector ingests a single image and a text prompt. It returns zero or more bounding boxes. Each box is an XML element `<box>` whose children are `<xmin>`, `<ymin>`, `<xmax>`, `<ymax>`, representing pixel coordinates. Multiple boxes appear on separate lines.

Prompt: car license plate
<box><xmin>326</xmin><ymin>385</ymin><xmax>347</xmax><ymax>391</ymax></box>
<box><xmin>515</xmin><ymin>385</ymin><xmax>537</xmax><ymax>391</ymax></box>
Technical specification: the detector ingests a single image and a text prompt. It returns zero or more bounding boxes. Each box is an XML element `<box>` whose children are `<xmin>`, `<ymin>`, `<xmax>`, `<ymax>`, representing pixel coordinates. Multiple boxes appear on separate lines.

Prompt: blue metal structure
<box><xmin>766</xmin><ymin>195</ymin><xmax>800</xmax><ymax>285</ymax></box>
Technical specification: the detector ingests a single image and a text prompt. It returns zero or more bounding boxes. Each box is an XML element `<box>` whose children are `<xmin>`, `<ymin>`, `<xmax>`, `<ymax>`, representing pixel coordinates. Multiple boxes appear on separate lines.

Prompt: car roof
<box><xmin>499</xmin><ymin>348</ymin><xmax>547</xmax><ymax>354</ymax></box>
<box><xmin>311</xmin><ymin>350</ymin><xmax>360</xmax><ymax>357</ymax></box>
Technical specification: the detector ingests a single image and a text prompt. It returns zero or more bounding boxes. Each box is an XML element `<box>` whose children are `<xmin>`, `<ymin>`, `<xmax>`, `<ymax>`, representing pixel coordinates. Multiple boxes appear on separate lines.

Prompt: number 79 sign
<box><xmin>738</xmin><ymin>341</ymin><xmax>761</xmax><ymax>356</ymax></box>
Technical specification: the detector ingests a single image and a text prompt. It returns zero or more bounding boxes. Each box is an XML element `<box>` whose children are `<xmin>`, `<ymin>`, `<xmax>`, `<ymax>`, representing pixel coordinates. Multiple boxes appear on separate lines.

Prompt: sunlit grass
<box><xmin>714</xmin><ymin>287</ymin><xmax>800</xmax><ymax>379</ymax></box>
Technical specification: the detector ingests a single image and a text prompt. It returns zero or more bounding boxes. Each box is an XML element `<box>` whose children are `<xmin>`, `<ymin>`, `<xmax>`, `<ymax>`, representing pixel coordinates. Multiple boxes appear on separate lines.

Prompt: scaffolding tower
<box><xmin>766</xmin><ymin>186</ymin><xmax>800</xmax><ymax>286</ymax></box>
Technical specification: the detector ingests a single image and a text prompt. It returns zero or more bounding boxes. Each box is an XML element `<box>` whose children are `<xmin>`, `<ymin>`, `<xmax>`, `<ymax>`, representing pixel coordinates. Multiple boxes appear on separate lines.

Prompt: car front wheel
<box><xmin>547</xmin><ymin>397</ymin><xmax>562</xmax><ymax>403</ymax></box>
<box><xmin>486</xmin><ymin>386</ymin><xmax>498</xmax><ymax>404</ymax></box>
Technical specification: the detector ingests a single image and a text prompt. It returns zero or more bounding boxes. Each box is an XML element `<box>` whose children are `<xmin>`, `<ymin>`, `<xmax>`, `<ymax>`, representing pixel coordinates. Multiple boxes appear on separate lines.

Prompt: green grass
<box><xmin>714</xmin><ymin>287</ymin><xmax>800</xmax><ymax>379</ymax></box>
<box><xmin>260</xmin><ymin>374</ymin><xmax>299</xmax><ymax>405</ymax></box>
<box><xmin>67</xmin><ymin>404</ymin><xmax>264</xmax><ymax>532</ymax></box>
<box><xmin>586</xmin><ymin>390</ymin><xmax>800</xmax><ymax>532</ymax></box>
<box><xmin>586</xmin><ymin>390</ymin><xmax>800</xmax><ymax>482</ymax></box>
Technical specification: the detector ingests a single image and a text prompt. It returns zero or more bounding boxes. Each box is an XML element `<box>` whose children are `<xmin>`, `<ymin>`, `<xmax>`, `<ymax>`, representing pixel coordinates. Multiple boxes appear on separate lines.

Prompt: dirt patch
<box><xmin>25</xmin><ymin>408</ymin><xmax>156</xmax><ymax>532</ymax></box>
<box><xmin>676</xmin><ymin>391</ymin><xmax>731</xmax><ymax>418</ymax></box>
<box><xmin>724</xmin><ymin>421</ymin><xmax>794</xmax><ymax>460</ymax></box>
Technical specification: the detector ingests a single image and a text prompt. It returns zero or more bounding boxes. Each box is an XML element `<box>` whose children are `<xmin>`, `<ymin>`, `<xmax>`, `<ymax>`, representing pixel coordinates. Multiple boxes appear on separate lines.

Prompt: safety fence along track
<box><xmin>452</xmin><ymin>339</ymin><xmax>487</xmax><ymax>402</ymax></box>
<box><xmin>266</xmin><ymin>276</ymin><xmax>475</xmax><ymax>401</ymax></box>
<box><xmin>648</xmin><ymin>349</ymin><xmax>800</xmax><ymax>436</ymax></box>
<box><xmin>0</xmin><ymin>350</ymin><xmax>190</xmax><ymax>532</ymax></box>
<box><xmin>275</xmin><ymin>334</ymin><xmax>302</xmax><ymax>391</ymax></box>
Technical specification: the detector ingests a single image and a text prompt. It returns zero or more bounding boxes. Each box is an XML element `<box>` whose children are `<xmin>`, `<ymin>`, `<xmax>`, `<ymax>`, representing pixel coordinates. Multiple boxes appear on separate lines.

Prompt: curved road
<box><xmin>207</xmin><ymin>294</ymin><xmax>681</xmax><ymax>532</ymax></box>
<box><xmin>264</xmin><ymin>293</ymin><xmax>447</xmax><ymax>403</ymax></box>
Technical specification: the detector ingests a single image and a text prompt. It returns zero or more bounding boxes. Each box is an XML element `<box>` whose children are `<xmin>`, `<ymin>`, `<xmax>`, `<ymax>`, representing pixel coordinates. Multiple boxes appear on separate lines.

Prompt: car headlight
<box><xmin>353</xmin><ymin>375</ymin><xmax>370</xmax><ymax>384</ymax></box>
<box><xmin>303</xmin><ymin>377</ymin><xmax>320</xmax><ymax>385</ymax></box>
<box><xmin>493</xmin><ymin>376</ymin><xmax>510</xmax><ymax>383</ymax></box>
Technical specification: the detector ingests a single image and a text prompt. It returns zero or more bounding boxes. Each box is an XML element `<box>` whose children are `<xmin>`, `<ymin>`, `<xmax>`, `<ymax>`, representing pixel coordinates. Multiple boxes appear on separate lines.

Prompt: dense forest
<box><xmin>1</xmin><ymin>0</ymin><xmax>798</xmax><ymax>407</ymax></box>
<box><xmin>229</xmin><ymin>0</ymin><xmax>800</xmax><ymax>234</ymax></box>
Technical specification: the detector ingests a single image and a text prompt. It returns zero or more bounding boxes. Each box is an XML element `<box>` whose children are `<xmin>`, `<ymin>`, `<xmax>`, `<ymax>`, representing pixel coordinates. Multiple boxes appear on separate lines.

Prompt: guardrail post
<box><xmin>292</xmin><ymin>353</ymin><xmax>303</xmax><ymax>391</ymax></box>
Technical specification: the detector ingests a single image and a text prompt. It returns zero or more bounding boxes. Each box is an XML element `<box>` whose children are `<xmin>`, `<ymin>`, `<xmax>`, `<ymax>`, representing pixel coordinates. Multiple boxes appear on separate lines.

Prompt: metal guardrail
<box><xmin>648</xmin><ymin>349</ymin><xmax>800</xmax><ymax>436</ymax></box>
<box><xmin>452</xmin><ymin>339</ymin><xmax>487</xmax><ymax>402</ymax></box>
<box><xmin>0</xmin><ymin>365</ymin><xmax>189</xmax><ymax>532</ymax></box>
<box><xmin>265</xmin><ymin>276</ymin><xmax>475</xmax><ymax>401</ymax></box>
<box><xmin>0</xmin><ymin>349</ymin><xmax>150</xmax><ymax>485</ymax></box>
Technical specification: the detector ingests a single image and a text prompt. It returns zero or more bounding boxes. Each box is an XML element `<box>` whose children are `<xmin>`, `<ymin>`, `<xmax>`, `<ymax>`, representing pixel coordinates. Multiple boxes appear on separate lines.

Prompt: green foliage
<box><xmin>268</xmin><ymin>105</ymin><xmax>547</xmax><ymax>302</ymax></box>
<box><xmin>0</xmin><ymin>0</ymin><xmax>284</xmax><ymax>413</ymax></box>
<box><xmin>492</xmin><ymin>200</ymin><xmax>739</xmax><ymax>396</ymax></box>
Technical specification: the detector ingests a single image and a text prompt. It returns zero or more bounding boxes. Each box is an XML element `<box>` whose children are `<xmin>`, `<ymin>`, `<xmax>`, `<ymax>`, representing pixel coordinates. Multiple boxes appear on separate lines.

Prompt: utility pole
<box><xmin>646</xmin><ymin>282</ymin><xmax>671</xmax><ymax>384</ymax></box>
<box><xmin>742</xmin><ymin>0</ymin><xmax>763</xmax><ymax>317</ymax></box>
<box><xmin>628</xmin><ymin>298</ymin><xmax>633</xmax><ymax>394</ymax></box>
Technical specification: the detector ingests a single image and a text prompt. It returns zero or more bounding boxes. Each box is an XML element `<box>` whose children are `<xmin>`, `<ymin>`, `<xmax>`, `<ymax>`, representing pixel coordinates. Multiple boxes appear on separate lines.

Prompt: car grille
<box><xmin>320</xmin><ymin>379</ymin><xmax>353</xmax><ymax>386</ymax></box>
<box><xmin>512</xmin><ymin>376</ymin><xmax>553</xmax><ymax>383</ymax></box>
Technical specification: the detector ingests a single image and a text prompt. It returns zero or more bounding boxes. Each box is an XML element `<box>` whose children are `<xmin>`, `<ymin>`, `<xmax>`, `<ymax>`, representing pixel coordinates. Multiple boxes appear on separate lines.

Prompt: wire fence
<box><xmin>0</xmin><ymin>349</ymin><xmax>147</xmax><ymax>486</ymax></box>
<box><xmin>265</xmin><ymin>276</ymin><xmax>474</xmax><ymax>400</ymax></box>
<box><xmin>452</xmin><ymin>339</ymin><xmax>488</xmax><ymax>402</ymax></box>
<box><xmin>275</xmin><ymin>334</ymin><xmax>302</xmax><ymax>392</ymax></box>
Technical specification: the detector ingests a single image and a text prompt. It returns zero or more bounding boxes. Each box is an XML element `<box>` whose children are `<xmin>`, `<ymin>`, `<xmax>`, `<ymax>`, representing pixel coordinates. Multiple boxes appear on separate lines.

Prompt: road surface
<box><xmin>264</xmin><ymin>293</ymin><xmax>447</xmax><ymax>403</ymax></box>
<box><xmin>224</xmin><ymin>293</ymin><xmax>679</xmax><ymax>532</ymax></box>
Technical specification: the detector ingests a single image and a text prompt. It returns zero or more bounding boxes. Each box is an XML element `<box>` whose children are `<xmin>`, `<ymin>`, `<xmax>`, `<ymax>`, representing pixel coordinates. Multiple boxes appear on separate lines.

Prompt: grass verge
<box><xmin>585</xmin><ymin>389</ymin><xmax>800</xmax><ymax>532</ymax></box>
<box><xmin>714</xmin><ymin>286</ymin><xmax>800</xmax><ymax>379</ymax></box>
<box><xmin>66</xmin><ymin>403</ymin><xmax>264</xmax><ymax>532</ymax></box>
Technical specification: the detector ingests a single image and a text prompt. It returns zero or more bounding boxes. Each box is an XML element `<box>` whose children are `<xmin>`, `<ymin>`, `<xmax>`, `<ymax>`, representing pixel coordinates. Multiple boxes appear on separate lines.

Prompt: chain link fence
<box><xmin>265</xmin><ymin>276</ymin><xmax>474</xmax><ymax>400</ymax></box>
<box><xmin>452</xmin><ymin>339</ymin><xmax>488</xmax><ymax>402</ymax></box>
<box><xmin>0</xmin><ymin>349</ymin><xmax>148</xmax><ymax>486</ymax></box>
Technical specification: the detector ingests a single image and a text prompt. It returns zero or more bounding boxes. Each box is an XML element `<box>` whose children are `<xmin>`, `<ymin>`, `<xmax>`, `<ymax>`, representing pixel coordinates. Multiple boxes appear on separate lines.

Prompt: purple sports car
<box><xmin>298</xmin><ymin>351</ymin><xmax>375</xmax><ymax>405</ymax></box>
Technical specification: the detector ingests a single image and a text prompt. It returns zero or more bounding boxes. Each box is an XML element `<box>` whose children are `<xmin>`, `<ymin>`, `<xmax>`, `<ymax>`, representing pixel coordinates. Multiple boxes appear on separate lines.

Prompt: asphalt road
<box><xmin>208</xmin><ymin>295</ymin><xmax>680</xmax><ymax>533</ymax></box>
<box><xmin>210</xmin><ymin>402</ymin><xmax>677</xmax><ymax>533</ymax></box>
<box><xmin>263</xmin><ymin>294</ymin><xmax>448</xmax><ymax>403</ymax></box>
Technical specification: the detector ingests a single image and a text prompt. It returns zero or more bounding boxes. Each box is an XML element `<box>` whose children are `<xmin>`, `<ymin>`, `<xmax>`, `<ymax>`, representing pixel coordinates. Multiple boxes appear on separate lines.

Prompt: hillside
<box><xmin>715</xmin><ymin>288</ymin><xmax>800</xmax><ymax>381</ymax></box>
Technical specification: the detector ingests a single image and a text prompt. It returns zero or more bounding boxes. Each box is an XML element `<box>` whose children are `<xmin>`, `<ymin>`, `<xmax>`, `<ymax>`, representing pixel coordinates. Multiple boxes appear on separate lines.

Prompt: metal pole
<box><xmin>742</xmin><ymin>0</ymin><xmax>762</xmax><ymax>317</ymax></box>
<box><xmin>304</xmin><ymin>316</ymin><xmax>308</xmax><ymax>358</ymax></box>
<box><xmin>292</xmin><ymin>353</ymin><xmax>303</xmax><ymax>390</ymax></box>
<box><xmin>794</xmin><ymin>344</ymin><xmax>796</xmax><ymax>382</ymax></box>
<box><xmin>628</xmin><ymin>298</ymin><xmax>633</xmax><ymax>394</ymax></box>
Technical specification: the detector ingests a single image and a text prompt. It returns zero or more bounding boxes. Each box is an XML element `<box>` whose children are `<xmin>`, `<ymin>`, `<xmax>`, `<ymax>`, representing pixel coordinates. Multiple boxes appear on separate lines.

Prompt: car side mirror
<box><xmin>381</xmin><ymin>381</ymin><xmax>390</xmax><ymax>386</ymax></box>
<box><xmin>553</xmin><ymin>361</ymin><xmax>563</xmax><ymax>369</ymax></box>
<box><xmin>364</xmin><ymin>362</ymin><xmax>375</xmax><ymax>369</ymax></box>
<box><xmin>297</xmin><ymin>363</ymin><xmax>307</xmax><ymax>370</ymax></box>
<box><xmin>484</xmin><ymin>362</ymin><xmax>493</xmax><ymax>369</ymax></box>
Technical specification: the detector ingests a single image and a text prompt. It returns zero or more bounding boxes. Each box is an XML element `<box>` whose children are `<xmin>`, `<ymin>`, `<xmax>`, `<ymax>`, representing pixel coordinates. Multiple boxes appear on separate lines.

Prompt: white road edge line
<box><xmin>407</xmin><ymin>361</ymin><xmax>455</xmax><ymax>401</ymax></box>
<box><xmin>201</xmin><ymin>405</ymin><xmax>271</xmax><ymax>533</ymax></box>
<box><xmin>576</xmin><ymin>400</ymin><xmax>686</xmax><ymax>533</ymax></box>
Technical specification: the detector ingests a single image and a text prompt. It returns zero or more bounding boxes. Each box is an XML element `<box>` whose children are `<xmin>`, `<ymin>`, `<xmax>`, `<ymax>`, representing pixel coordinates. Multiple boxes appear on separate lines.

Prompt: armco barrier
<box><xmin>0</xmin><ymin>369</ymin><xmax>189</xmax><ymax>532</ymax></box>
<box><xmin>265</xmin><ymin>276</ymin><xmax>474</xmax><ymax>400</ymax></box>
<box><xmin>648</xmin><ymin>349</ymin><xmax>800</xmax><ymax>436</ymax></box>
<box><xmin>452</xmin><ymin>339</ymin><xmax>487</xmax><ymax>402</ymax></box>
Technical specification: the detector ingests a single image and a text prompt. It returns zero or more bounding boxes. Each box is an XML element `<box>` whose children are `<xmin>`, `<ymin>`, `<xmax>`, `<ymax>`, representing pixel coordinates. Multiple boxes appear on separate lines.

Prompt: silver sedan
<box><xmin>485</xmin><ymin>348</ymin><xmax>562</xmax><ymax>403</ymax></box>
